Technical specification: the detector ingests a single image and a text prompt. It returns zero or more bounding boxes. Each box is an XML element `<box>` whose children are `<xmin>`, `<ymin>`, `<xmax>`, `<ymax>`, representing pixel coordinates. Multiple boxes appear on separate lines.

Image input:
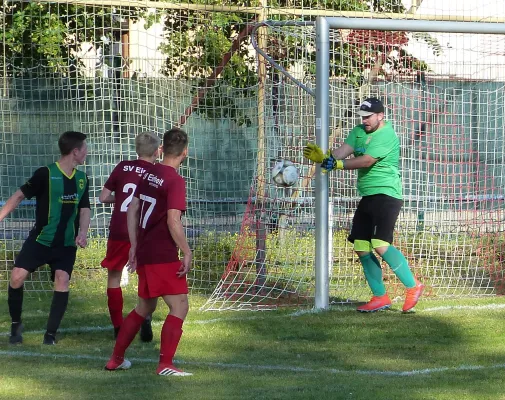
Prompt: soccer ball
<box><xmin>271</xmin><ymin>160</ymin><xmax>299</xmax><ymax>187</ymax></box>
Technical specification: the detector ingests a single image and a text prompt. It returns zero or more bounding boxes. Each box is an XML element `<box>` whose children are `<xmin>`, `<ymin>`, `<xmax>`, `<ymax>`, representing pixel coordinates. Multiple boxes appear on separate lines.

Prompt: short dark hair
<box><xmin>163</xmin><ymin>128</ymin><xmax>188</xmax><ymax>156</ymax></box>
<box><xmin>58</xmin><ymin>131</ymin><xmax>87</xmax><ymax>155</ymax></box>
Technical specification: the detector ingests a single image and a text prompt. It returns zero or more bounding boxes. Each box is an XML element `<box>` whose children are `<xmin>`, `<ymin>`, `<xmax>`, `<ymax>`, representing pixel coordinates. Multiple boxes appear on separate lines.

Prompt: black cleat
<box><xmin>43</xmin><ymin>332</ymin><xmax>57</xmax><ymax>345</ymax></box>
<box><xmin>114</xmin><ymin>326</ymin><xmax>120</xmax><ymax>339</ymax></box>
<box><xmin>9</xmin><ymin>322</ymin><xmax>23</xmax><ymax>345</ymax></box>
<box><xmin>139</xmin><ymin>316</ymin><xmax>153</xmax><ymax>343</ymax></box>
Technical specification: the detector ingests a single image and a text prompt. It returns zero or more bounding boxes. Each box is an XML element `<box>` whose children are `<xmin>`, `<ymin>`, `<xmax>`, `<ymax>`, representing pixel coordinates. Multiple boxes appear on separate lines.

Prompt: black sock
<box><xmin>46</xmin><ymin>291</ymin><xmax>69</xmax><ymax>335</ymax></box>
<box><xmin>8</xmin><ymin>284</ymin><xmax>23</xmax><ymax>324</ymax></box>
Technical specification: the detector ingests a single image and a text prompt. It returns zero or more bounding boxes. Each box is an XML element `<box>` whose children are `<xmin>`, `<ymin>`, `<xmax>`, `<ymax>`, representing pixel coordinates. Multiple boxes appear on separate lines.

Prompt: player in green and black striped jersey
<box><xmin>0</xmin><ymin>131</ymin><xmax>91</xmax><ymax>345</ymax></box>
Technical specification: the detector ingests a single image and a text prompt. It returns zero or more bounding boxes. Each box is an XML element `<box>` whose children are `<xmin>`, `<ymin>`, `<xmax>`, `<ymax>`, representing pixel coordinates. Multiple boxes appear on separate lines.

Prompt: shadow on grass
<box><xmin>228</xmin><ymin>303</ymin><xmax>505</xmax><ymax>399</ymax></box>
<box><xmin>1</xmin><ymin>277</ymin><xmax>505</xmax><ymax>399</ymax></box>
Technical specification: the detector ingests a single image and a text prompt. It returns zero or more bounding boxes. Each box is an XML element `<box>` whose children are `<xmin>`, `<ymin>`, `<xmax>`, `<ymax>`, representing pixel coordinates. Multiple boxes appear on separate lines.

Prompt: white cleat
<box><xmin>105</xmin><ymin>358</ymin><xmax>132</xmax><ymax>371</ymax></box>
<box><xmin>157</xmin><ymin>366</ymin><xmax>193</xmax><ymax>377</ymax></box>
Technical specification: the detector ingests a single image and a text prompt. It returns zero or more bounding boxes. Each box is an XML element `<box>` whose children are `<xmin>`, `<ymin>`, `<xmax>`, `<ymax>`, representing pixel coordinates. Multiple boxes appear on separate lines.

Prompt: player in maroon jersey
<box><xmin>99</xmin><ymin>132</ymin><xmax>161</xmax><ymax>341</ymax></box>
<box><xmin>105</xmin><ymin>127</ymin><xmax>192</xmax><ymax>376</ymax></box>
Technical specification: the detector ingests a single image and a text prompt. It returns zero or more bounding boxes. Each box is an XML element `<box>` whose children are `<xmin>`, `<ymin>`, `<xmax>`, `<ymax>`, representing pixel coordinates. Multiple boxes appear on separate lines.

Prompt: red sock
<box><xmin>112</xmin><ymin>310</ymin><xmax>144</xmax><ymax>359</ymax></box>
<box><xmin>159</xmin><ymin>315</ymin><xmax>184</xmax><ymax>366</ymax></box>
<box><xmin>107</xmin><ymin>287</ymin><xmax>123</xmax><ymax>328</ymax></box>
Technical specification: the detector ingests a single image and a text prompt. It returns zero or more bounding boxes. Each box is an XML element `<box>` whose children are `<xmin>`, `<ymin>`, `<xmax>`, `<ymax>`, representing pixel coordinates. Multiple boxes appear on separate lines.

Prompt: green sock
<box><xmin>381</xmin><ymin>246</ymin><xmax>416</xmax><ymax>288</ymax></box>
<box><xmin>359</xmin><ymin>253</ymin><xmax>386</xmax><ymax>296</ymax></box>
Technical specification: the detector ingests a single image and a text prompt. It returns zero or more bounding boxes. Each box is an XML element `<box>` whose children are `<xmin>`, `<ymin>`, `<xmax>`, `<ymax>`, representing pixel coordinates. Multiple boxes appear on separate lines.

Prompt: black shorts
<box><xmin>15</xmin><ymin>239</ymin><xmax>77</xmax><ymax>278</ymax></box>
<box><xmin>348</xmin><ymin>194</ymin><xmax>403</xmax><ymax>245</ymax></box>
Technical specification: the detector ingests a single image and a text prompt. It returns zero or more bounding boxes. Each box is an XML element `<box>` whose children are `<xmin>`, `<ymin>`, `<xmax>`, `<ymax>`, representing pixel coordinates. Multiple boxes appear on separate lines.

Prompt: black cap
<box><xmin>357</xmin><ymin>97</ymin><xmax>385</xmax><ymax>117</ymax></box>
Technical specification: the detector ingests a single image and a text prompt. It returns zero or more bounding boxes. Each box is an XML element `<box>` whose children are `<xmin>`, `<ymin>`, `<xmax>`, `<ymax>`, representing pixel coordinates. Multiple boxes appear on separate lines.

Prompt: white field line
<box><xmin>2</xmin><ymin>302</ymin><xmax>505</xmax><ymax>337</ymax></box>
<box><xmin>422</xmin><ymin>303</ymin><xmax>505</xmax><ymax>312</ymax></box>
<box><xmin>0</xmin><ymin>316</ymin><xmax>272</xmax><ymax>336</ymax></box>
<box><xmin>1</xmin><ymin>349</ymin><xmax>505</xmax><ymax>377</ymax></box>
<box><xmin>291</xmin><ymin>302</ymin><xmax>505</xmax><ymax>315</ymax></box>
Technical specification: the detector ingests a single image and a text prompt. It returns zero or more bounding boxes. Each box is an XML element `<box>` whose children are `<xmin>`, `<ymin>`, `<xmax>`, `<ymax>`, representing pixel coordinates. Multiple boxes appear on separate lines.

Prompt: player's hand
<box><xmin>177</xmin><ymin>253</ymin><xmax>192</xmax><ymax>277</ymax></box>
<box><xmin>303</xmin><ymin>143</ymin><xmax>326</xmax><ymax>163</ymax></box>
<box><xmin>75</xmin><ymin>234</ymin><xmax>87</xmax><ymax>248</ymax></box>
<box><xmin>321</xmin><ymin>152</ymin><xmax>336</xmax><ymax>173</ymax></box>
<box><xmin>321</xmin><ymin>153</ymin><xmax>344</xmax><ymax>173</ymax></box>
<box><xmin>127</xmin><ymin>246</ymin><xmax>137</xmax><ymax>272</ymax></box>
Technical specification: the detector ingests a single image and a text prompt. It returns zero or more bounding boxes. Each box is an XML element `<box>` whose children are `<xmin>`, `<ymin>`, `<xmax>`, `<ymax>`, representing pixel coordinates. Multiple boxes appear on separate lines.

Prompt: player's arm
<box><xmin>100</xmin><ymin>163</ymin><xmax>120</xmax><ymax>204</ymax></box>
<box><xmin>98</xmin><ymin>187</ymin><xmax>115</xmax><ymax>204</ymax></box>
<box><xmin>331</xmin><ymin>143</ymin><xmax>354</xmax><ymax>160</ymax></box>
<box><xmin>167</xmin><ymin>209</ymin><xmax>192</xmax><ymax>277</ymax></box>
<box><xmin>335</xmin><ymin>155</ymin><xmax>377</xmax><ymax>170</ymax></box>
<box><xmin>76</xmin><ymin>177</ymin><xmax>91</xmax><ymax>248</ymax></box>
<box><xmin>0</xmin><ymin>167</ymin><xmax>46</xmax><ymax>223</ymax></box>
<box><xmin>76</xmin><ymin>208</ymin><xmax>91</xmax><ymax>248</ymax></box>
<box><xmin>126</xmin><ymin>196</ymin><xmax>141</xmax><ymax>271</ymax></box>
<box><xmin>0</xmin><ymin>190</ymin><xmax>25</xmax><ymax>222</ymax></box>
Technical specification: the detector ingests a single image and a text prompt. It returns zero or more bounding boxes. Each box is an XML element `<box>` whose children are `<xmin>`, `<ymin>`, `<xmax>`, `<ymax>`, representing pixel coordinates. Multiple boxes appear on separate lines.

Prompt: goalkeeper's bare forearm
<box><xmin>338</xmin><ymin>155</ymin><xmax>377</xmax><ymax>170</ymax></box>
<box><xmin>321</xmin><ymin>146</ymin><xmax>376</xmax><ymax>172</ymax></box>
<box><xmin>330</xmin><ymin>143</ymin><xmax>354</xmax><ymax>160</ymax></box>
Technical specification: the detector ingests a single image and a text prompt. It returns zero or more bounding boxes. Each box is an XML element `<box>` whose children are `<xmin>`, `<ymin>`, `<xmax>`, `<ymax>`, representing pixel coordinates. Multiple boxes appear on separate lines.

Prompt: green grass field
<box><xmin>2</xmin><ymin>275</ymin><xmax>505</xmax><ymax>400</ymax></box>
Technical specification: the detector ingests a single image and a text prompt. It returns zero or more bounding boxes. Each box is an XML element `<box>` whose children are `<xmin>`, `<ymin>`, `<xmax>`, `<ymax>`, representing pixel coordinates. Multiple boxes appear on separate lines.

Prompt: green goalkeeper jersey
<box><xmin>344</xmin><ymin>121</ymin><xmax>402</xmax><ymax>200</ymax></box>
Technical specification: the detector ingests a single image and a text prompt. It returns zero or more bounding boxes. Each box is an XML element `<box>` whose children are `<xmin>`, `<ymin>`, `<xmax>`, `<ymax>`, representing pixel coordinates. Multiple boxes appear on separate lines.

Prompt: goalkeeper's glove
<box><xmin>303</xmin><ymin>143</ymin><xmax>326</xmax><ymax>163</ymax></box>
<box><xmin>303</xmin><ymin>143</ymin><xmax>344</xmax><ymax>172</ymax></box>
<box><xmin>321</xmin><ymin>154</ymin><xmax>344</xmax><ymax>172</ymax></box>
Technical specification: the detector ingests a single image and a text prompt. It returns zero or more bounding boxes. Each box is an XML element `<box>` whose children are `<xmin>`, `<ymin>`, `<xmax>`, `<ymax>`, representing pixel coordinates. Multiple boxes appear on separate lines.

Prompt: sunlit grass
<box><xmin>1</xmin><ymin>284</ymin><xmax>505</xmax><ymax>399</ymax></box>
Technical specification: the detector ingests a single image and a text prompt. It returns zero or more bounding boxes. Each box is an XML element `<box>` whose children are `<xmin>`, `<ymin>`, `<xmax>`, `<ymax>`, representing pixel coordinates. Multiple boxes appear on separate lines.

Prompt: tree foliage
<box><xmin>145</xmin><ymin>0</ymin><xmax>434</xmax><ymax>123</ymax></box>
<box><xmin>1</xmin><ymin>0</ymin><xmax>438</xmax><ymax>124</ymax></box>
<box><xmin>1</xmin><ymin>0</ymin><xmax>437</xmax><ymax>80</ymax></box>
<box><xmin>0</xmin><ymin>2</ymin><xmax>140</xmax><ymax>76</ymax></box>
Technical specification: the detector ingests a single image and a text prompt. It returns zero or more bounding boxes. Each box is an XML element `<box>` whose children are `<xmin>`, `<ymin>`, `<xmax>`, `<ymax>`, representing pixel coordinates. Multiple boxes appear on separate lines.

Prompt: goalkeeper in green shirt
<box><xmin>304</xmin><ymin>97</ymin><xmax>424</xmax><ymax>312</ymax></box>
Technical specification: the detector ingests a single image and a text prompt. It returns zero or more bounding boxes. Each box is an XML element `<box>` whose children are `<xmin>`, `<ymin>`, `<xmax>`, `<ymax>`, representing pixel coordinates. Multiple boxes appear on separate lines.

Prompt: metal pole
<box><xmin>326</xmin><ymin>17</ymin><xmax>505</xmax><ymax>34</ymax></box>
<box><xmin>254</xmin><ymin>0</ymin><xmax>268</xmax><ymax>293</ymax></box>
<box><xmin>314</xmin><ymin>16</ymin><xmax>330</xmax><ymax>310</ymax></box>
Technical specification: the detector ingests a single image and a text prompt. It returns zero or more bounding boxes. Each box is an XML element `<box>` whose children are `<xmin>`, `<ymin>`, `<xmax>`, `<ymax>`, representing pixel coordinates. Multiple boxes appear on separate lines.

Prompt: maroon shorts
<box><xmin>101</xmin><ymin>240</ymin><xmax>131</xmax><ymax>271</ymax></box>
<box><xmin>137</xmin><ymin>262</ymin><xmax>189</xmax><ymax>299</ymax></box>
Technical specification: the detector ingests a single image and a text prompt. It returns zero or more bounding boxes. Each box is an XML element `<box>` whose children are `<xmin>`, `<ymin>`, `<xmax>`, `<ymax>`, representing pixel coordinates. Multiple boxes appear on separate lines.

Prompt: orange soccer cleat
<box><xmin>403</xmin><ymin>279</ymin><xmax>425</xmax><ymax>312</ymax></box>
<box><xmin>357</xmin><ymin>294</ymin><xmax>392</xmax><ymax>313</ymax></box>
